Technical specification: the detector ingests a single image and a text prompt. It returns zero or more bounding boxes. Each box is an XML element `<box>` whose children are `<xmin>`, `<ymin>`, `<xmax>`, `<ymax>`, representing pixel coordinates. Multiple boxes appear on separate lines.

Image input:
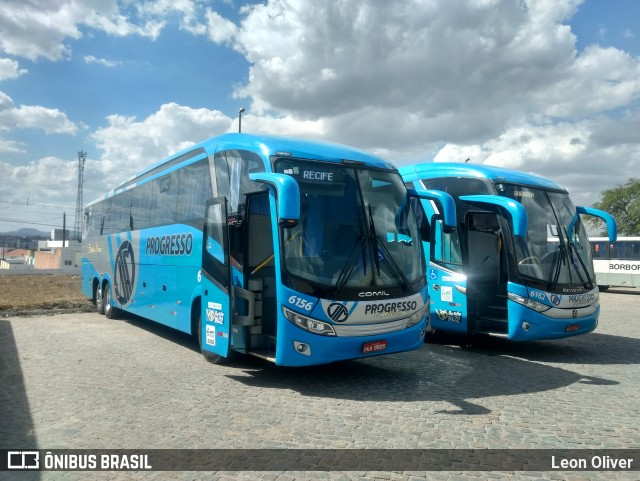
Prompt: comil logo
<box><xmin>7</xmin><ymin>451</ymin><xmax>39</xmax><ymax>470</ymax></box>
<box><xmin>358</xmin><ymin>291</ymin><xmax>389</xmax><ymax>298</ymax></box>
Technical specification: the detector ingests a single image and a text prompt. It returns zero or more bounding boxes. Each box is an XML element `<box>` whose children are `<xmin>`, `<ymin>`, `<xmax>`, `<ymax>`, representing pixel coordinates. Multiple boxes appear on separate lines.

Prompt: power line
<box><xmin>0</xmin><ymin>199</ymin><xmax>74</xmax><ymax>209</ymax></box>
<box><xmin>0</xmin><ymin>217</ymin><xmax>63</xmax><ymax>228</ymax></box>
<box><xmin>0</xmin><ymin>208</ymin><xmax>72</xmax><ymax>216</ymax></box>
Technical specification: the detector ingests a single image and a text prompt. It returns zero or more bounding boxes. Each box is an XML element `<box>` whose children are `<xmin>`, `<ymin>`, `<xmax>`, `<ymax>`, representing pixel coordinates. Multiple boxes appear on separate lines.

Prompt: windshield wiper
<box><xmin>549</xmin><ymin>244</ymin><xmax>565</xmax><ymax>291</ymax></box>
<box><xmin>332</xmin><ymin>203</ymin><xmax>369</xmax><ymax>298</ymax></box>
<box><xmin>368</xmin><ymin>204</ymin><xmax>411</xmax><ymax>292</ymax></box>
<box><xmin>368</xmin><ymin>205</ymin><xmax>381</xmax><ymax>276</ymax></box>
<box><xmin>564</xmin><ymin>227</ymin><xmax>594</xmax><ymax>290</ymax></box>
<box><xmin>332</xmin><ymin>235</ymin><xmax>367</xmax><ymax>297</ymax></box>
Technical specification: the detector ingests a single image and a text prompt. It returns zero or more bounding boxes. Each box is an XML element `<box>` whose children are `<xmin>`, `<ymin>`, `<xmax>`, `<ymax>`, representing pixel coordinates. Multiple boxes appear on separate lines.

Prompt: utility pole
<box><xmin>62</xmin><ymin>212</ymin><xmax>66</xmax><ymax>248</ymax></box>
<box><xmin>74</xmin><ymin>150</ymin><xmax>86</xmax><ymax>242</ymax></box>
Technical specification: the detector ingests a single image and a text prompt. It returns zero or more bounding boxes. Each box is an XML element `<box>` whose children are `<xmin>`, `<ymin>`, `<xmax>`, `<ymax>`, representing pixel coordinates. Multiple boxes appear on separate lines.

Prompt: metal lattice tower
<box><xmin>74</xmin><ymin>150</ymin><xmax>86</xmax><ymax>241</ymax></box>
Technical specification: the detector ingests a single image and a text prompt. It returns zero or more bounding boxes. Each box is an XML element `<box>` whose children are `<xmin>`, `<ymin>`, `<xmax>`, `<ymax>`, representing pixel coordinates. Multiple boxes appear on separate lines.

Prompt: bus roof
<box><xmin>89</xmin><ymin>133</ymin><xmax>395</xmax><ymax>206</ymax></box>
<box><xmin>399</xmin><ymin>162</ymin><xmax>566</xmax><ymax>192</ymax></box>
<box><xmin>126</xmin><ymin>133</ymin><xmax>394</xmax><ymax>187</ymax></box>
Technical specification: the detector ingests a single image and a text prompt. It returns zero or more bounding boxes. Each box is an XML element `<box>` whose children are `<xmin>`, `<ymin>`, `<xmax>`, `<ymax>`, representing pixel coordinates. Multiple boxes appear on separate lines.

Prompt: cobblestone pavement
<box><xmin>1</xmin><ymin>289</ymin><xmax>639</xmax><ymax>481</ymax></box>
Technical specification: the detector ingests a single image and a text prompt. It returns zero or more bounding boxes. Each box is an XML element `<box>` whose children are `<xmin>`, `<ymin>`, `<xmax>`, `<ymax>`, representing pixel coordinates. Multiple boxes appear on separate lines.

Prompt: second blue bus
<box><xmin>401</xmin><ymin>162</ymin><xmax>617</xmax><ymax>341</ymax></box>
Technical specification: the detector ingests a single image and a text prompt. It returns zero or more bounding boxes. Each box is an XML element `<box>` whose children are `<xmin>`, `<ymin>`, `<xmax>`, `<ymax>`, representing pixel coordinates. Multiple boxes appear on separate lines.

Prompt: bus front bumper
<box><xmin>507</xmin><ymin>302</ymin><xmax>599</xmax><ymax>341</ymax></box>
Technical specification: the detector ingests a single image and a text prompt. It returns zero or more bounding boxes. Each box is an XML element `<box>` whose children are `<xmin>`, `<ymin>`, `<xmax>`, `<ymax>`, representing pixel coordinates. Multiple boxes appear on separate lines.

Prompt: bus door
<box><xmin>200</xmin><ymin>197</ymin><xmax>233</xmax><ymax>359</ymax></box>
<box><xmin>464</xmin><ymin>211</ymin><xmax>508</xmax><ymax>334</ymax></box>
<box><xmin>244</xmin><ymin>191</ymin><xmax>278</xmax><ymax>358</ymax></box>
<box><xmin>427</xmin><ymin>211</ymin><xmax>469</xmax><ymax>335</ymax></box>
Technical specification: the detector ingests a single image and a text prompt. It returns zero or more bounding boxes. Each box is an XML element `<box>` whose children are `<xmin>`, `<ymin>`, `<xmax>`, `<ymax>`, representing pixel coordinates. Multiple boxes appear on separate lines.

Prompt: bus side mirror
<box><xmin>407</xmin><ymin>188</ymin><xmax>457</xmax><ymax>233</ymax></box>
<box><xmin>249</xmin><ymin>172</ymin><xmax>300</xmax><ymax>228</ymax></box>
<box><xmin>460</xmin><ymin>194</ymin><xmax>528</xmax><ymax>237</ymax></box>
<box><xmin>576</xmin><ymin>206</ymin><xmax>617</xmax><ymax>243</ymax></box>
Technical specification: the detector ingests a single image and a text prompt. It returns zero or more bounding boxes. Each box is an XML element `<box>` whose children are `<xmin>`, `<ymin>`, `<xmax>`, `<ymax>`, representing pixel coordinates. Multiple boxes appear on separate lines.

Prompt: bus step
<box><xmin>477</xmin><ymin>317</ymin><xmax>508</xmax><ymax>333</ymax></box>
<box><xmin>249</xmin><ymin>349</ymin><xmax>276</xmax><ymax>362</ymax></box>
<box><xmin>476</xmin><ymin>330</ymin><xmax>509</xmax><ymax>338</ymax></box>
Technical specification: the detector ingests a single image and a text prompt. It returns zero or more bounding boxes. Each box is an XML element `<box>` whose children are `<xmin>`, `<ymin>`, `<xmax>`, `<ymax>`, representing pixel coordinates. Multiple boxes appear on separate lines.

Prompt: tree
<box><xmin>589</xmin><ymin>178</ymin><xmax>640</xmax><ymax>236</ymax></box>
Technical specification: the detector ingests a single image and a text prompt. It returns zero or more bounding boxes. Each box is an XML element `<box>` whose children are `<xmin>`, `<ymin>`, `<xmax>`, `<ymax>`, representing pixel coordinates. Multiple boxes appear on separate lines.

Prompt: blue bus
<box><xmin>400</xmin><ymin>163</ymin><xmax>617</xmax><ymax>341</ymax></box>
<box><xmin>82</xmin><ymin>133</ymin><xmax>455</xmax><ymax>366</ymax></box>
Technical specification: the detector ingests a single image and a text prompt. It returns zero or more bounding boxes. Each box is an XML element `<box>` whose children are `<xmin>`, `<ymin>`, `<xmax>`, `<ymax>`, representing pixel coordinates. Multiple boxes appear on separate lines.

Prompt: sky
<box><xmin>0</xmin><ymin>0</ymin><xmax>639</xmax><ymax>234</ymax></box>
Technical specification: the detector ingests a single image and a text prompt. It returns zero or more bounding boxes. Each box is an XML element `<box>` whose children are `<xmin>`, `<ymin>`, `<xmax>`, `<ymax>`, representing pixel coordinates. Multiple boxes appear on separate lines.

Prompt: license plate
<box><xmin>565</xmin><ymin>324</ymin><xmax>580</xmax><ymax>332</ymax></box>
<box><xmin>363</xmin><ymin>340</ymin><xmax>387</xmax><ymax>354</ymax></box>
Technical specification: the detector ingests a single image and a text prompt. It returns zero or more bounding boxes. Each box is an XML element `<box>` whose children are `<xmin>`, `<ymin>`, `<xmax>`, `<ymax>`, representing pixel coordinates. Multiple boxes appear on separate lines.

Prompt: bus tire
<box><xmin>197</xmin><ymin>312</ymin><xmax>226</xmax><ymax>364</ymax></box>
<box><xmin>103</xmin><ymin>283</ymin><xmax>120</xmax><ymax>320</ymax></box>
<box><xmin>95</xmin><ymin>284</ymin><xmax>105</xmax><ymax>315</ymax></box>
<box><xmin>424</xmin><ymin>328</ymin><xmax>437</xmax><ymax>343</ymax></box>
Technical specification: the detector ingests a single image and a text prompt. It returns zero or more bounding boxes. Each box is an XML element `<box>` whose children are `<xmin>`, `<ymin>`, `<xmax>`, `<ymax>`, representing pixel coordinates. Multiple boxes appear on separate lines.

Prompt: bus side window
<box><xmin>130</xmin><ymin>182</ymin><xmax>154</xmax><ymax>231</ymax></box>
<box><xmin>176</xmin><ymin>160</ymin><xmax>212</xmax><ymax>225</ymax></box>
<box><xmin>213</xmin><ymin>149</ymin><xmax>266</xmax><ymax>215</ymax></box>
<box><xmin>410</xmin><ymin>197</ymin><xmax>430</xmax><ymax>241</ymax></box>
<box><xmin>591</xmin><ymin>241</ymin><xmax>609</xmax><ymax>259</ymax></box>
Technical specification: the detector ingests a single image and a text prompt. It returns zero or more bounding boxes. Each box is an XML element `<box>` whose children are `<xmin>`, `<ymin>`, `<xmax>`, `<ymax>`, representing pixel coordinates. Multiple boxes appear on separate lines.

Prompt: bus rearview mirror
<box><xmin>249</xmin><ymin>172</ymin><xmax>301</xmax><ymax>227</ymax></box>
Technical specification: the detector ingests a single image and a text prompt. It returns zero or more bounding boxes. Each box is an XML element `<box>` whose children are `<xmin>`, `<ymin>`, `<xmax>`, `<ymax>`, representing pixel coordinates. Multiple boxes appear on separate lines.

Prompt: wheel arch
<box><xmin>190</xmin><ymin>296</ymin><xmax>201</xmax><ymax>337</ymax></box>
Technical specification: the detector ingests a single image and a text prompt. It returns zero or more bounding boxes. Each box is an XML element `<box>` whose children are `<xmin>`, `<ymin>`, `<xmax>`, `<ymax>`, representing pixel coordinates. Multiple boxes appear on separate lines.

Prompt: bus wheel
<box><xmin>103</xmin><ymin>283</ymin><xmax>120</xmax><ymax>320</ymax></box>
<box><xmin>95</xmin><ymin>285</ymin><xmax>105</xmax><ymax>315</ymax></box>
<box><xmin>424</xmin><ymin>328</ymin><xmax>438</xmax><ymax>343</ymax></box>
<box><xmin>197</xmin><ymin>312</ymin><xmax>226</xmax><ymax>364</ymax></box>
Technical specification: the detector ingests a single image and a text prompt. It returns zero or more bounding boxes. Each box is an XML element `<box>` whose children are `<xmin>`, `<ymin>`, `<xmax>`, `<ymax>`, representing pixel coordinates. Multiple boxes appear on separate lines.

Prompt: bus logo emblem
<box><xmin>327</xmin><ymin>303</ymin><xmax>349</xmax><ymax>323</ymax></box>
<box><xmin>114</xmin><ymin>240</ymin><xmax>136</xmax><ymax>305</ymax></box>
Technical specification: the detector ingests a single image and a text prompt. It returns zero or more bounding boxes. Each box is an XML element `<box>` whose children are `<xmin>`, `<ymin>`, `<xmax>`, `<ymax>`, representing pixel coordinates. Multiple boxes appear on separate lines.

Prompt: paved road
<box><xmin>1</xmin><ymin>289</ymin><xmax>639</xmax><ymax>480</ymax></box>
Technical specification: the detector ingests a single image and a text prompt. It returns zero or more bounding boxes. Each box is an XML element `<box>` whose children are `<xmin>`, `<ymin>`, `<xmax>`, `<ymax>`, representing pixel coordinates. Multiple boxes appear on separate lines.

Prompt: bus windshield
<box><xmin>496</xmin><ymin>183</ymin><xmax>595</xmax><ymax>288</ymax></box>
<box><xmin>275</xmin><ymin>160</ymin><xmax>425</xmax><ymax>297</ymax></box>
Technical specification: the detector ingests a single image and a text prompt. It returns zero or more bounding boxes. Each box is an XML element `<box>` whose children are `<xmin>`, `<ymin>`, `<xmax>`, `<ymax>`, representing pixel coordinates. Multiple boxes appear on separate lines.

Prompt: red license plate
<box><xmin>363</xmin><ymin>340</ymin><xmax>387</xmax><ymax>354</ymax></box>
<box><xmin>565</xmin><ymin>324</ymin><xmax>580</xmax><ymax>332</ymax></box>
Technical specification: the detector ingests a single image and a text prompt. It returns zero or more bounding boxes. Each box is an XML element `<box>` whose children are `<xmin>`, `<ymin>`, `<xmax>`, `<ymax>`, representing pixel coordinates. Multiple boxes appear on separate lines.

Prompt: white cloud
<box><xmin>218</xmin><ymin>0</ymin><xmax>640</xmax><ymax>206</ymax></box>
<box><xmin>84</xmin><ymin>55</ymin><xmax>123</xmax><ymax>67</ymax></box>
<box><xmin>204</xmin><ymin>8</ymin><xmax>238</xmax><ymax>44</ymax></box>
<box><xmin>84</xmin><ymin>10</ymin><xmax>165</xmax><ymax>40</ymax></box>
<box><xmin>426</xmin><ymin>118</ymin><xmax>640</xmax><ymax>207</ymax></box>
<box><xmin>0</xmin><ymin>58</ymin><xmax>27</xmax><ymax>80</ymax></box>
<box><xmin>0</xmin><ymin>0</ymin><xmax>190</xmax><ymax>61</ymax></box>
<box><xmin>0</xmin><ymin>137</ymin><xmax>25</xmax><ymax>153</ymax></box>
<box><xmin>91</xmin><ymin>103</ymin><xmax>232</xmax><ymax>190</ymax></box>
<box><xmin>0</xmin><ymin>90</ymin><xmax>78</xmax><ymax>134</ymax></box>
<box><xmin>0</xmin><ymin>156</ymin><xmax>79</xmax><ymax>215</ymax></box>
<box><xmin>230</xmin><ymin>1</ymin><xmax>639</xmax><ymax>144</ymax></box>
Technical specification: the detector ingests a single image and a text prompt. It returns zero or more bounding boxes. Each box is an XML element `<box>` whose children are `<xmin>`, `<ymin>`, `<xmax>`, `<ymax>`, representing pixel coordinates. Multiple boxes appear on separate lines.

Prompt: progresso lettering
<box><xmin>364</xmin><ymin>301</ymin><xmax>417</xmax><ymax>315</ymax></box>
<box><xmin>146</xmin><ymin>233</ymin><xmax>193</xmax><ymax>256</ymax></box>
<box><xmin>568</xmin><ymin>293</ymin><xmax>596</xmax><ymax>303</ymax></box>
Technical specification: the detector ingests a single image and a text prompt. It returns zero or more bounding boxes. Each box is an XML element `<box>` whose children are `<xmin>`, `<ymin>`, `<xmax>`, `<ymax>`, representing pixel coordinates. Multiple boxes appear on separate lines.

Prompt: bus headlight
<box><xmin>508</xmin><ymin>292</ymin><xmax>550</xmax><ymax>313</ymax></box>
<box><xmin>406</xmin><ymin>305</ymin><xmax>428</xmax><ymax>328</ymax></box>
<box><xmin>282</xmin><ymin>307</ymin><xmax>336</xmax><ymax>336</ymax></box>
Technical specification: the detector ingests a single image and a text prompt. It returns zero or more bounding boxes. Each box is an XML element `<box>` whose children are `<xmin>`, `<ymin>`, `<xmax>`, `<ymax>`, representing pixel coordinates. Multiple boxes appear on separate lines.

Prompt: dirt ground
<box><xmin>0</xmin><ymin>274</ymin><xmax>93</xmax><ymax>316</ymax></box>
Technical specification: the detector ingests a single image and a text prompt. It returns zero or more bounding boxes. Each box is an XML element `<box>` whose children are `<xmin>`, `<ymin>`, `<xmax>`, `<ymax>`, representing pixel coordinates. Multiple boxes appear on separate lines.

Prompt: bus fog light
<box><xmin>294</xmin><ymin>341</ymin><xmax>311</xmax><ymax>356</ymax></box>
<box><xmin>521</xmin><ymin>322</ymin><xmax>530</xmax><ymax>331</ymax></box>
